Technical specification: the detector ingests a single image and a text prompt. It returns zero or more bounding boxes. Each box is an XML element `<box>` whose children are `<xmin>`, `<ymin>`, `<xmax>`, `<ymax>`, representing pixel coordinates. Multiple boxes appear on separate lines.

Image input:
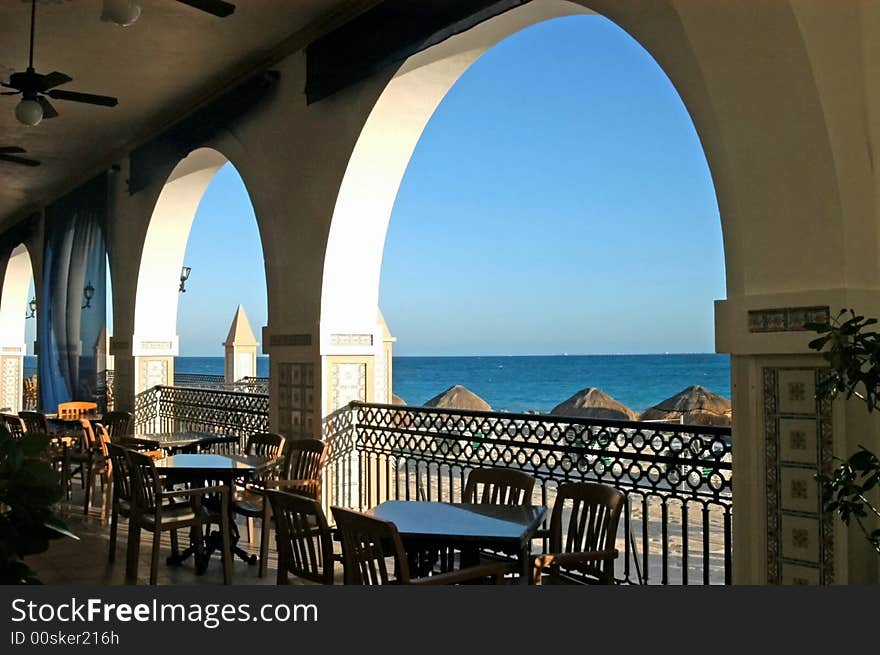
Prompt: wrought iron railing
<box><xmin>173</xmin><ymin>373</ymin><xmax>225</xmax><ymax>386</ymax></box>
<box><xmin>173</xmin><ymin>372</ymin><xmax>269</xmax><ymax>393</ymax></box>
<box><xmin>130</xmin><ymin>385</ymin><xmax>733</xmax><ymax>584</ymax></box>
<box><xmin>134</xmin><ymin>385</ymin><xmax>269</xmax><ymax>450</ymax></box>
<box><xmin>323</xmin><ymin>401</ymin><xmax>733</xmax><ymax>585</ymax></box>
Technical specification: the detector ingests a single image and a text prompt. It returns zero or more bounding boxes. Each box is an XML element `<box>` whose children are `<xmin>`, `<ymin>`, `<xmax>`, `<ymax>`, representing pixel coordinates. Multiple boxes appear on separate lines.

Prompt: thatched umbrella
<box><xmin>640</xmin><ymin>385</ymin><xmax>731</xmax><ymax>426</ymax></box>
<box><xmin>424</xmin><ymin>385</ymin><xmax>492</xmax><ymax>412</ymax></box>
<box><xmin>391</xmin><ymin>393</ymin><xmax>407</xmax><ymax>406</ymax></box>
<box><xmin>550</xmin><ymin>387</ymin><xmax>637</xmax><ymax>421</ymax></box>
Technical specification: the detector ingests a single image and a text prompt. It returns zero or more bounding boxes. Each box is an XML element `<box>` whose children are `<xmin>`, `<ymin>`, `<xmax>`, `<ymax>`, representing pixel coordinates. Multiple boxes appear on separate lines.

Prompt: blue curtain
<box><xmin>39</xmin><ymin>176</ymin><xmax>108</xmax><ymax>411</ymax></box>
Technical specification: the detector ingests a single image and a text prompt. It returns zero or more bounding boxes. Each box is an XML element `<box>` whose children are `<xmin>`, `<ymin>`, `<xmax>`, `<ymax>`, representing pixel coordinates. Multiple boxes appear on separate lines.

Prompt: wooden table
<box><xmin>151</xmin><ymin>453</ymin><xmax>278</xmax><ymax>571</ymax></box>
<box><xmin>368</xmin><ymin>501</ymin><xmax>547</xmax><ymax>582</ymax></box>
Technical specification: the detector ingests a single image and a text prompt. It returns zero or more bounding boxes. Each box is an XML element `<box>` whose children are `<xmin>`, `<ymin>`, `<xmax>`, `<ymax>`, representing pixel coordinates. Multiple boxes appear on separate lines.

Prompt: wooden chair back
<box><xmin>91</xmin><ymin>422</ymin><xmax>112</xmax><ymax>460</ymax></box>
<box><xmin>549</xmin><ymin>482</ymin><xmax>624</xmax><ymax>583</ymax></box>
<box><xmin>79</xmin><ymin>418</ymin><xmax>98</xmax><ymax>450</ymax></box>
<box><xmin>127</xmin><ymin>449</ymin><xmax>162</xmax><ymax>513</ymax></box>
<box><xmin>101</xmin><ymin>411</ymin><xmax>133</xmax><ymax>440</ymax></box>
<box><xmin>283</xmin><ymin>438</ymin><xmax>325</xmax><ymax>479</ymax></box>
<box><xmin>331</xmin><ymin>506</ymin><xmax>409</xmax><ymax>585</ymax></box>
<box><xmin>107</xmin><ymin>443</ymin><xmax>134</xmax><ymax>504</ymax></box>
<box><xmin>266</xmin><ymin>490</ymin><xmax>334</xmax><ymax>585</ymax></box>
<box><xmin>1</xmin><ymin>413</ymin><xmax>26</xmax><ymax>440</ymax></box>
<box><xmin>58</xmin><ymin>401</ymin><xmax>98</xmax><ymax>420</ymax></box>
<box><xmin>280</xmin><ymin>438</ymin><xmax>325</xmax><ymax>499</ymax></box>
<box><xmin>18</xmin><ymin>411</ymin><xmax>48</xmax><ymax>434</ymax></box>
<box><xmin>463</xmin><ymin>467</ymin><xmax>536</xmax><ymax>505</ymax></box>
<box><xmin>245</xmin><ymin>432</ymin><xmax>286</xmax><ymax>459</ymax></box>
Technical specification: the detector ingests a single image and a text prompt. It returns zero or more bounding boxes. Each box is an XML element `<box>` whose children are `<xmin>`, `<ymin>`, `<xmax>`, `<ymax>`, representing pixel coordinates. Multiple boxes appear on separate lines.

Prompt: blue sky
<box><xmin>121</xmin><ymin>14</ymin><xmax>724</xmax><ymax>357</ymax></box>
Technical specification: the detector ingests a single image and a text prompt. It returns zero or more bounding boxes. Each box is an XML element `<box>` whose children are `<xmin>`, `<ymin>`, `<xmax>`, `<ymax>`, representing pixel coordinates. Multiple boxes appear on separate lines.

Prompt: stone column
<box><xmin>717</xmin><ymin>295</ymin><xmax>880</xmax><ymax>585</ymax></box>
<box><xmin>223</xmin><ymin>305</ymin><xmax>258</xmax><ymax>383</ymax></box>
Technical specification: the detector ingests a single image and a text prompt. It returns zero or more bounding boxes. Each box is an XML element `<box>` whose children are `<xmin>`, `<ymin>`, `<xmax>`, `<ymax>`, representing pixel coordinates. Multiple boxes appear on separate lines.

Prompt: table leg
<box><xmin>519</xmin><ymin>544</ymin><xmax>533</xmax><ymax>585</ymax></box>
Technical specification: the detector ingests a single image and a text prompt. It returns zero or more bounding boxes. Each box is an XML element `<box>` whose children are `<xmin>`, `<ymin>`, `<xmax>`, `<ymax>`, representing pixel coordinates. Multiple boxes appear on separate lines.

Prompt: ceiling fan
<box><xmin>102</xmin><ymin>0</ymin><xmax>236</xmax><ymax>27</ymax></box>
<box><xmin>0</xmin><ymin>146</ymin><xmax>40</xmax><ymax>167</ymax></box>
<box><xmin>2</xmin><ymin>0</ymin><xmax>119</xmax><ymax>126</ymax></box>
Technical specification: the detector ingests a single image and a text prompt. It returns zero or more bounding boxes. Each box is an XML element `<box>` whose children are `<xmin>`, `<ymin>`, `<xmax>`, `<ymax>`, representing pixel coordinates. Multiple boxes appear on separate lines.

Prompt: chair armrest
<box><xmin>410</xmin><ymin>561</ymin><xmax>515</xmax><ymax>586</ymax></box>
<box><xmin>532</xmin><ymin>549</ymin><xmax>618</xmax><ymax>583</ymax></box>
<box><xmin>266</xmin><ymin>479</ymin><xmax>320</xmax><ymax>493</ymax></box>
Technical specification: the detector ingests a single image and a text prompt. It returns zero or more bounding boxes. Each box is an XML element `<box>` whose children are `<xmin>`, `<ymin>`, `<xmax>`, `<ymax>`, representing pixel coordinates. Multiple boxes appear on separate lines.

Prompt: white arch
<box><xmin>133</xmin><ymin>147</ymin><xmax>228</xmax><ymax>352</ymax></box>
<box><xmin>320</xmin><ymin>0</ymin><xmax>593</xmax><ymax>348</ymax></box>
<box><xmin>0</xmin><ymin>244</ymin><xmax>34</xmax><ymax>412</ymax></box>
<box><xmin>0</xmin><ymin>244</ymin><xmax>34</xmax><ymax>351</ymax></box>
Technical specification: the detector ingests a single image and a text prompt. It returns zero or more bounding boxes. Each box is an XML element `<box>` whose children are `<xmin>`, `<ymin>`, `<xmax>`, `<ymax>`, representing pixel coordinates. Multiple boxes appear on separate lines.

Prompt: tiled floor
<box><xmin>27</xmin><ymin>486</ymin><xmax>337</xmax><ymax>586</ymax></box>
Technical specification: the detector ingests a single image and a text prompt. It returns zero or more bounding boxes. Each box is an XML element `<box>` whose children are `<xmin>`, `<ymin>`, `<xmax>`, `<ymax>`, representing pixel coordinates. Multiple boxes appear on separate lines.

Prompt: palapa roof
<box><xmin>550</xmin><ymin>387</ymin><xmax>637</xmax><ymax>421</ymax></box>
<box><xmin>391</xmin><ymin>393</ymin><xmax>407</xmax><ymax>406</ymax></box>
<box><xmin>424</xmin><ymin>385</ymin><xmax>492</xmax><ymax>412</ymax></box>
<box><xmin>640</xmin><ymin>385</ymin><xmax>732</xmax><ymax>426</ymax></box>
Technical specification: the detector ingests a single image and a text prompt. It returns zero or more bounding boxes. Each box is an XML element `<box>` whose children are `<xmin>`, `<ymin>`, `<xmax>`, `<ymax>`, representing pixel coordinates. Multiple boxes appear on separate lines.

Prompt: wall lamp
<box><xmin>179</xmin><ymin>266</ymin><xmax>191</xmax><ymax>293</ymax></box>
<box><xmin>82</xmin><ymin>281</ymin><xmax>95</xmax><ymax>310</ymax></box>
<box><xmin>25</xmin><ymin>296</ymin><xmax>36</xmax><ymax>319</ymax></box>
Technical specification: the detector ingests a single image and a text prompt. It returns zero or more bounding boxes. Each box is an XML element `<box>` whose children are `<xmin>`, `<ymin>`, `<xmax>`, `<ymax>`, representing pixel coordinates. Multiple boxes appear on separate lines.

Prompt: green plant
<box><xmin>0</xmin><ymin>426</ymin><xmax>76</xmax><ymax>583</ymax></box>
<box><xmin>807</xmin><ymin>309</ymin><xmax>880</xmax><ymax>554</ymax></box>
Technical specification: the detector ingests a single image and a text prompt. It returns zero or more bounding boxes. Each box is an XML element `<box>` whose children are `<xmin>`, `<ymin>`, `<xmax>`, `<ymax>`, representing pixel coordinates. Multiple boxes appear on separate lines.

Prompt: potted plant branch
<box><xmin>0</xmin><ymin>424</ymin><xmax>76</xmax><ymax>583</ymax></box>
<box><xmin>807</xmin><ymin>309</ymin><xmax>880</xmax><ymax>555</ymax></box>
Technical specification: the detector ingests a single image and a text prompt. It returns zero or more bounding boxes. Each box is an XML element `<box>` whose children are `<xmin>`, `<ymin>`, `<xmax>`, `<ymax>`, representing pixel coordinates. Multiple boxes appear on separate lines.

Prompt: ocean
<box><xmin>25</xmin><ymin>353</ymin><xmax>729</xmax><ymax>415</ymax></box>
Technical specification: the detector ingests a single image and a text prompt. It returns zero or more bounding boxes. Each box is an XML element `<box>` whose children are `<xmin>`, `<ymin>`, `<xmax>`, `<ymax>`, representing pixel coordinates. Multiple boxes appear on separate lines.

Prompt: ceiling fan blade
<box><xmin>176</xmin><ymin>0</ymin><xmax>235</xmax><ymax>18</ymax></box>
<box><xmin>0</xmin><ymin>154</ymin><xmax>41</xmax><ymax>167</ymax></box>
<box><xmin>37</xmin><ymin>96</ymin><xmax>58</xmax><ymax>119</ymax></box>
<box><xmin>45</xmin><ymin>89</ymin><xmax>118</xmax><ymax>107</ymax></box>
<box><xmin>37</xmin><ymin>71</ymin><xmax>73</xmax><ymax>91</ymax></box>
<box><xmin>0</xmin><ymin>146</ymin><xmax>26</xmax><ymax>154</ymax></box>
<box><xmin>0</xmin><ymin>91</ymin><xmax>20</xmax><ymax>96</ymax></box>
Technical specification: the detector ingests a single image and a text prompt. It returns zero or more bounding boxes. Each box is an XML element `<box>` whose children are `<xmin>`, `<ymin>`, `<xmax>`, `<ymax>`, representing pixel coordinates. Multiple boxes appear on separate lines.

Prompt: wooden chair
<box><xmin>533</xmin><ymin>482</ymin><xmax>624</xmax><ymax>585</ymax></box>
<box><xmin>463</xmin><ymin>467</ymin><xmax>536</xmax><ymax>505</ymax></box>
<box><xmin>57</xmin><ymin>401</ymin><xmax>98</xmax><ymax>420</ymax></box>
<box><xmin>231</xmin><ymin>433</ymin><xmax>286</xmax><ymax>563</ymax></box>
<box><xmin>126</xmin><ymin>449</ymin><xmax>232</xmax><ymax>585</ymax></box>
<box><xmin>81</xmin><ymin>420</ymin><xmax>112</xmax><ymax>518</ymax></box>
<box><xmin>101</xmin><ymin>411</ymin><xmax>133</xmax><ymax>440</ymax></box>
<box><xmin>19</xmin><ymin>410</ymin><xmax>50</xmax><ymax>434</ymax></box>
<box><xmin>106</xmin><ymin>442</ymin><xmax>134</xmax><ymax>563</ymax></box>
<box><xmin>331</xmin><ymin>506</ymin><xmax>513</xmax><ymax>585</ymax></box>
<box><xmin>1</xmin><ymin>413</ymin><xmax>26</xmax><ymax>440</ymax></box>
<box><xmin>253</xmin><ymin>438</ymin><xmax>326</xmax><ymax>577</ymax></box>
<box><xmin>266</xmin><ymin>489</ymin><xmax>335</xmax><ymax>585</ymax></box>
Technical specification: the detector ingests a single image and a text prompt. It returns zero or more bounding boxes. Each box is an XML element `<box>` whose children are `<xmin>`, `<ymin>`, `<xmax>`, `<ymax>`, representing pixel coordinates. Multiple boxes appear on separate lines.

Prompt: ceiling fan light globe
<box><xmin>15</xmin><ymin>99</ymin><xmax>43</xmax><ymax>126</ymax></box>
<box><xmin>102</xmin><ymin>0</ymin><xmax>141</xmax><ymax>27</ymax></box>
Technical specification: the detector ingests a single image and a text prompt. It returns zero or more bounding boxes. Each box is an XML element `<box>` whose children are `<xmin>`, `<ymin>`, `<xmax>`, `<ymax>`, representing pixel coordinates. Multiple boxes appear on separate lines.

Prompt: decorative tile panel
<box><xmin>749</xmin><ymin>306</ymin><xmax>829</xmax><ymax>333</ymax></box>
<box><xmin>1</xmin><ymin>356</ymin><xmax>21</xmax><ymax>412</ymax></box>
<box><xmin>330</xmin><ymin>362</ymin><xmax>366</xmax><ymax>412</ymax></box>
<box><xmin>139</xmin><ymin>359</ymin><xmax>169</xmax><ymax>392</ymax></box>
<box><xmin>780</xmin><ymin>562</ymin><xmax>821</xmax><ymax>586</ymax></box>
<box><xmin>778</xmin><ymin>418</ymin><xmax>818</xmax><ymax>464</ymax></box>
<box><xmin>764</xmin><ymin>367</ymin><xmax>834</xmax><ymax>585</ymax></box>
<box><xmin>277</xmin><ymin>362</ymin><xmax>315</xmax><ymax>438</ymax></box>
<box><xmin>780</xmin><ymin>466</ymin><xmax>820</xmax><ymax>514</ymax></box>
<box><xmin>330</xmin><ymin>334</ymin><xmax>373</xmax><ymax>347</ymax></box>
<box><xmin>777</xmin><ymin>370</ymin><xmax>817</xmax><ymax>415</ymax></box>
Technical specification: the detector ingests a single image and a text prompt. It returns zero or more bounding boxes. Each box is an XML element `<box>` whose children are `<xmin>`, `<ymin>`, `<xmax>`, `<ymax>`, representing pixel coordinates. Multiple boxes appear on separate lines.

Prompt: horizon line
<box><xmin>167</xmin><ymin>351</ymin><xmax>724</xmax><ymax>358</ymax></box>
